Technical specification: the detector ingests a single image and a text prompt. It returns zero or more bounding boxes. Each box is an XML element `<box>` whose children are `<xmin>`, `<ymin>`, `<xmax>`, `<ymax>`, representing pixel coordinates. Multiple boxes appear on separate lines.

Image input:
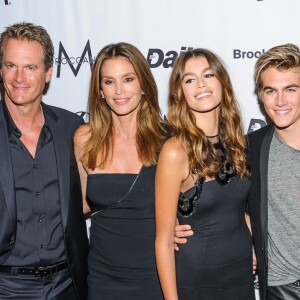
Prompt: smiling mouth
<box><xmin>13</xmin><ymin>86</ymin><xmax>29</xmax><ymax>91</ymax></box>
<box><xmin>114</xmin><ymin>98</ymin><xmax>129</xmax><ymax>103</ymax></box>
<box><xmin>196</xmin><ymin>92</ymin><xmax>212</xmax><ymax>99</ymax></box>
<box><xmin>275</xmin><ymin>109</ymin><xmax>291</xmax><ymax>114</ymax></box>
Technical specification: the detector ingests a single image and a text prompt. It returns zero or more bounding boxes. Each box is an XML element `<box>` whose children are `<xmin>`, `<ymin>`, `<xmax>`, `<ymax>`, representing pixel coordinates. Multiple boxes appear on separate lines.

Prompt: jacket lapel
<box><xmin>42</xmin><ymin>104</ymin><xmax>70</xmax><ymax>231</ymax></box>
<box><xmin>259</xmin><ymin>125</ymin><xmax>275</xmax><ymax>256</ymax></box>
<box><xmin>0</xmin><ymin>102</ymin><xmax>16</xmax><ymax>226</ymax></box>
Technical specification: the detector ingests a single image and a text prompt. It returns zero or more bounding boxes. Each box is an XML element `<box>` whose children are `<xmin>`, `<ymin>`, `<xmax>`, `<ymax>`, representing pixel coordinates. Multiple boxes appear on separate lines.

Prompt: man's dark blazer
<box><xmin>247</xmin><ymin>124</ymin><xmax>275</xmax><ymax>300</ymax></box>
<box><xmin>0</xmin><ymin>101</ymin><xmax>88</xmax><ymax>300</ymax></box>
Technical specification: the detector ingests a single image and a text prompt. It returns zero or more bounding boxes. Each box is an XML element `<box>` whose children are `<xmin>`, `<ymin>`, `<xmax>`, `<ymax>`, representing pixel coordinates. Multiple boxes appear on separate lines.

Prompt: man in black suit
<box><xmin>247</xmin><ymin>43</ymin><xmax>300</xmax><ymax>300</ymax></box>
<box><xmin>0</xmin><ymin>22</ymin><xmax>88</xmax><ymax>299</ymax></box>
<box><xmin>174</xmin><ymin>44</ymin><xmax>300</xmax><ymax>300</ymax></box>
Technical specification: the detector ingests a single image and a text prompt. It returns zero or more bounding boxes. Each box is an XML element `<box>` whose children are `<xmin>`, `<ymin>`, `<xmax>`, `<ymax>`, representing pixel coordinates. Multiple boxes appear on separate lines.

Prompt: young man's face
<box><xmin>260</xmin><ymin>66</ymin><xmax>300</xmax><ymax>134</ymax></box>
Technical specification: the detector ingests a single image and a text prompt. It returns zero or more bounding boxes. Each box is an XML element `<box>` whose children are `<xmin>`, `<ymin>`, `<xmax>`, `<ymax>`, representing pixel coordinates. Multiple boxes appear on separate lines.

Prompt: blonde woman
<box><xmin>155</xmin><ymin>49</ymin><xmax>255</xmax><ymax>299</ymax></box>
<box><xmin>74</xmin><ymin>43</ymin><xmax>164</xmax><ymax>299</ymax></box>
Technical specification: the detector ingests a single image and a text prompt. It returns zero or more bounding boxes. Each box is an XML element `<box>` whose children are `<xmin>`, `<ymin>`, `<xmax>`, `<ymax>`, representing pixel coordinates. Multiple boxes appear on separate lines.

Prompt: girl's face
<box><xmin>182</xmin><ymin>56</ymin><xmax>222</xmax><ymax>114</ymax></box>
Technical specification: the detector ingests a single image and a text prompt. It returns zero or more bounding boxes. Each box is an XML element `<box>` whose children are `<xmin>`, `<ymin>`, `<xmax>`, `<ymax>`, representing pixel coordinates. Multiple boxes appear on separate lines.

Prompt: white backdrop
<box><xmin>2</xmin><ymin>0</ymin><xmax>300</xmax><ymax>133</ymax></box>
<box><xmin>1</xmin><ymin>1</ymin><xmax>299</xmax><ymax>298</ymax></box>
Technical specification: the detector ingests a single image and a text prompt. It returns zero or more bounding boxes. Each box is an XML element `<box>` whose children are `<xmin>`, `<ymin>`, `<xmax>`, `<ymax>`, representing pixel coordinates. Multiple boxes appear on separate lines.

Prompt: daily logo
<box><xmin>147</xmin><ymin>47</ymin><xmax>265</xmax><ymax>65</ymax></box>
<box><xmin>147</xmin><ymin>47</ymin><xmax>194</xmax><ymax>68</ymax></box>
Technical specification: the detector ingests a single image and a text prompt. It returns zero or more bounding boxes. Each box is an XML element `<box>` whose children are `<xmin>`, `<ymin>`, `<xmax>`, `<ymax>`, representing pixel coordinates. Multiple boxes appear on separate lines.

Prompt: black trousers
<box><xmin>0</xmin><ymin>268</ymin><xmax>77</xmax><ymax>300</ymax></box>
<box><xmin>268</xmin><ymin>280</ymin><xmax>300</xmax><ymax>300</ymax></box>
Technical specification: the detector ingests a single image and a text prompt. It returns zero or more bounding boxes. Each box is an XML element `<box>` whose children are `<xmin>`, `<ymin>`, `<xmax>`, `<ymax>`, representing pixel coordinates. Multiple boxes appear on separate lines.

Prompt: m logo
<box><xmin>56</xmin><ymin>40</ymin><xmax>94</xmax><ymax>78</ymax></box>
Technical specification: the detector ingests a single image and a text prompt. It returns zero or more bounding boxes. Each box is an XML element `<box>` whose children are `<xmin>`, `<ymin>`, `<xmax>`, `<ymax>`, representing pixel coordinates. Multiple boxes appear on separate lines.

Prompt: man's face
<box><xmin>260</xmin><ymin>66</ymin><xmax>300</xmax><ymax>134</ymax></box>
<box><xmin>0</xmin><ymin>38</ymin><xmax>52</xmax><ymax>107</ymax></box>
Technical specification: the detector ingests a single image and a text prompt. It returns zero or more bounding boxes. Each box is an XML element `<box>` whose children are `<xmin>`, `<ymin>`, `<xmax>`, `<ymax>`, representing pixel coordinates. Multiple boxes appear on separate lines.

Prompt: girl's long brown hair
<box><xmin>168</xmin><ymin>48</ymin><xmax>248</xmax><ymax>178</ymax></box>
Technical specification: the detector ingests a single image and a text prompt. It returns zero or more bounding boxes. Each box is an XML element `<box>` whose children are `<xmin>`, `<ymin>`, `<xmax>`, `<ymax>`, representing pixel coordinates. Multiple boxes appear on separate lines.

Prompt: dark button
<box><xmin>41</xmin><ymin>244</ymin><xmax>45</xmax><ymax>249</ymax></box>
<box><xmin>35</xmin><ymin>192</ymin><xmax>40</xmax><ymax>196</ymax></box>
<box><xmin>38</xmin><ymin>218</ymin><xmax>42</xmax><ymax>222</ymax></box>
<box><xmin>261</xmin><ymin>248</ymin><xmax>264</xmax><ymax>254</ymax></box>
<box><xmin>9</xmin><ymin>240</ymin><xmax>15</xmax><ymax>245</ymax></box>
<box><xmin>33</xmin><ymin>164</ymin><xmax>37</xmax><ymax>168</ymax></box>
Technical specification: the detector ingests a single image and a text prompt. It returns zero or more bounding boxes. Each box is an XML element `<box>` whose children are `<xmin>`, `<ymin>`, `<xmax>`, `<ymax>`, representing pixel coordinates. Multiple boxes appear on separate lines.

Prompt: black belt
<box><xmin>0</xmin><ymin>261</ymin><xmax>68</xmax><ymax>277</ymax></box>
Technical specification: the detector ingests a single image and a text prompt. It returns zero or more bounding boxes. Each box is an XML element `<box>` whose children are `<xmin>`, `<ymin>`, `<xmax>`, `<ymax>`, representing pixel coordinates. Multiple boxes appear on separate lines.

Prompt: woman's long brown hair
<box><xmin>168</xmin><ymin>48</ymin><xmax>248</xmax><ymax>178</ymax></box>
<box><xmin>81</xmin><ymin>42</ymin><xmax>165</xmax><ymax>169</ymax></box>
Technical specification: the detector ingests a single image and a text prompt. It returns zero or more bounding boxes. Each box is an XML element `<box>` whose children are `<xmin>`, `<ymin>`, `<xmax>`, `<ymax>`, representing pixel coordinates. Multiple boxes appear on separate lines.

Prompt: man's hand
<box><xmin>252</xmin><ymin>251</ymin><xmax>257</xmax><ymax>275</ymax></box>
<box><xmin>174</xmin><ymin>219</ymin><xmax>193</xmax><ymax>251</ymax></box>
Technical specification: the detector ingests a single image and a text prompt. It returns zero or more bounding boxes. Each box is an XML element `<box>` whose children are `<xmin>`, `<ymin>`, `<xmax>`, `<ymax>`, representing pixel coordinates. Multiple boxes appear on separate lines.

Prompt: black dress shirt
<box><xmin>2</xmin><ymin>101</ymin><xmax>66</xmax><ymax>266</ymax></box>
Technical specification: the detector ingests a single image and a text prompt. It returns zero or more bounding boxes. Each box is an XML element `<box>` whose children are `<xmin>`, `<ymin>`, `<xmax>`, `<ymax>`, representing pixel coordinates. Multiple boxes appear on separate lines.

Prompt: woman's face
<box><xmin>181</xmin><ymin>56</ymin><xmax>222</xmax><ymax>114</ymax></box>
<box><xmin>100</xmin><ymin>57</ymin><xmax>143</xmax><ymax>117</ymax></box>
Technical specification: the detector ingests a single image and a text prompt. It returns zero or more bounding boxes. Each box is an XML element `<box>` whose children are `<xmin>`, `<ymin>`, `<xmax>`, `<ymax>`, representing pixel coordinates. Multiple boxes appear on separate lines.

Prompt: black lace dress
<box><xmin>176</xmin><ymin>175</ymin><xmax>255</xmax><ymax>300</ymax></box>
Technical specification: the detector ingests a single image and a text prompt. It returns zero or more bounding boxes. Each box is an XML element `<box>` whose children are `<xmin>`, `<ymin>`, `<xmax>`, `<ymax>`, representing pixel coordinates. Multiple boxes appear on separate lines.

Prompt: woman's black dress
<box><xmin>86</xmin><ymin>166</ymin><xmax>163</xmax><ymax>300</ymax></box>
<box><xmin>176</xmin><ymin>177</ymin><xmax>255</xmax><ymax>300</ymax></box>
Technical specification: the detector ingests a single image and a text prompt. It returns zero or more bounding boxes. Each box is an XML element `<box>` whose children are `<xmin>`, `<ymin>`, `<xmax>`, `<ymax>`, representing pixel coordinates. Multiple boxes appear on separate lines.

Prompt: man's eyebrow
<box><xmin>284</xmin><ymin>84</ymin><xmax>300</xmax><ymax>89</ymax></box>
<box><xmin>263</xmin><ymin>84</ymin><xmax>300</xmax><ymax>91</ymax></box>
<box><xmin>262</xmin><ymin>86</ymin><xmax>275</xmax><ymax>91</ymax></box>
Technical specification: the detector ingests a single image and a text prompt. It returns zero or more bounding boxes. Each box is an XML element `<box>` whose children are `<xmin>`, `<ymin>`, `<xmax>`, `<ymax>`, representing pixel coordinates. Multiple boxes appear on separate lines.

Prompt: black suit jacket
<box><xmin>247</xmin><ymin>124</ymin><xmax>275</xmax><ymax>300</ymax></box>
<box><xmin>0</xmin><ymin>101</ymin><xmax>88</xmax><ymax>300</ymax></box>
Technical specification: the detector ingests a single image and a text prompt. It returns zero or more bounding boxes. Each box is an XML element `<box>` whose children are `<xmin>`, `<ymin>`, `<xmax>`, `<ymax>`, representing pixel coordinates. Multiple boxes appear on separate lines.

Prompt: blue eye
<box><xmin>26</xmin><ymin>65</ymin><xmax>36</xmax><ymax>71</ymax></box>
<box><xmin>264</xmin><ymin>89</ymin><xmax>274</xmax><ymax>95</ymax></box>
<box><xmin>286</xmin><ymin>88</ymin><xmax>296</xmax><ymax>93</ymax></box>
<box><xmin>5</xmin><ymin>63</ymin><xmax>14</xmax><ymax>69</ymax></box>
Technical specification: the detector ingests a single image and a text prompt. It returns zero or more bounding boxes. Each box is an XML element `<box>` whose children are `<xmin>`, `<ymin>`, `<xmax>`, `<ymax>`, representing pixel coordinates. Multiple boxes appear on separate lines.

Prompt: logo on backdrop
<box><xmin>147</xmin><ymin>47</ymin><xmax>194</xmax><ymax>68</ymax></box>
<box><xmin>247</xmin><ymin>118</ymin><xmax>266</xmax><ymax>133</ymax></box>
<box><xmin>55</xmin><ymin>40</ymin><xmax>94</xmax><ymax>78</ymax></box>
<box><xmin>76</xmin><ymin>111</ymin><xmax>90</xmax><ymax>123</ymax></box>
<box><xmin>233</xmin><ymin>49</ymin><xmax>265</xmax><ymax>59</ymax></box>
<box><xmin>147</xmin><ymin>47</ymin><xmax>265</xmax><ymax>66</ymax></box>
<box><xmin>4</xmin><ymin>0</ymin><xmax>10</xmax><ymax>5</ymax></box>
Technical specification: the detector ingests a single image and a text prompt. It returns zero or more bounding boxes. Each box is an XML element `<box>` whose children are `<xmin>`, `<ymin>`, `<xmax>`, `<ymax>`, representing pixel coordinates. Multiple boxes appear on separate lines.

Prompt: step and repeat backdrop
<box><xmin>1</xmin><ymin>1</ymin><xmax>299</xmax><ymax>298</ymax></box>
<box><xmin>1</xmin><ymin>0</ymin><xmax>299</xmax><ymax>134</ymax></box>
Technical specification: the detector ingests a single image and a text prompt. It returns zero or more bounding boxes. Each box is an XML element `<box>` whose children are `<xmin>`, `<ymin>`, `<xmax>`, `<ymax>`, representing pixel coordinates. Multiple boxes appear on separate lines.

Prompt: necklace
<box><xmin>206</xmin><ymin>133</ymin><xmax>219</xmax><ymax>138</ymax></box>
<box><xmin>213</xmin><ymin>142</ymin><xmax>235</xmax><ymax>185</ymax></box>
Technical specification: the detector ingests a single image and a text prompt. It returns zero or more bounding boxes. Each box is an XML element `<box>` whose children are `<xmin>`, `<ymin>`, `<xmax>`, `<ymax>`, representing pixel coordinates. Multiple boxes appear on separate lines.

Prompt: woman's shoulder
<box><xmin>74</xmin><ymin>124</ymin><xmax>91</xmax><ymax>144</ymax></box>
<box><xmin>157</xmin><ymin>137</ymin><xmax>190</xmax><ymax>182</ymax></box>
<box><xmin>73</xmin><ymin>124</ymin><xmax>91</xmax><ymax>159</ymax></box>
<box><xmin>160</xmin><ymin>136</ymin><xmax>188</xmax><ymax>164</ymax></box>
